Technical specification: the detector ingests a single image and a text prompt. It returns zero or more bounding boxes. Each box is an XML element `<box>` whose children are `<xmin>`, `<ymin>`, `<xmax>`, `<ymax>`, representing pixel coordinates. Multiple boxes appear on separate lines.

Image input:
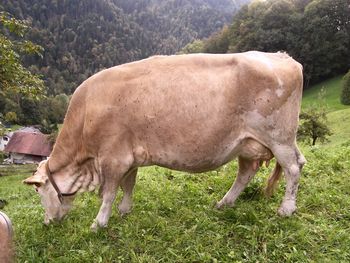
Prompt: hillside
<box><xmin>327</xmin><ymin>108</ymin><xmax>350</xmax><ymax>146</ymax></box>
<box><xmin>302</xmin><ymin>76</ymin><xmax>348</xmax><ymax>111</ymax></box>
<box><xmin>0</xmin><ymin>0</ymin><xmax>250</xmax><ymax>95</ymax></box>
<box><xmin>302</xmin><ymin>76</ymin><xmax>350</xmax><ymax>146</ymax></box>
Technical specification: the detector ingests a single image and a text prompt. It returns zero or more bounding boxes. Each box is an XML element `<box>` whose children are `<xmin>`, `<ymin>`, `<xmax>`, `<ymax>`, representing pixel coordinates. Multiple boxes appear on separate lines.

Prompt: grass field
<box><xmin>302</xmin><ymin>76</ymin><xmax>348</xmax><ymax>111</ymax></box>
<box><xmin>302</xmin><ymin>75</ymin><xmax>350</xmax><ymax>146</ymax></box>
<box><xmin>1</xmin><ymin>77</ymin><xmax>350</xmax><ymax>262</ymax></box>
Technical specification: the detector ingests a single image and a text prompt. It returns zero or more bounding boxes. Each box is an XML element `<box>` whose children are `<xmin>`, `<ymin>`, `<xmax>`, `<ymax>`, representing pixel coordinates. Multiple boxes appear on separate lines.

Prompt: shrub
<box><xmin>4</xmin><ymin>112</ymin><xmax>18</xmax><ymax>124</ymax></box>
<box><xmin>298</xmin><ymin>107</ymin><xmax>332</xmax><ymax>145</ymax></box>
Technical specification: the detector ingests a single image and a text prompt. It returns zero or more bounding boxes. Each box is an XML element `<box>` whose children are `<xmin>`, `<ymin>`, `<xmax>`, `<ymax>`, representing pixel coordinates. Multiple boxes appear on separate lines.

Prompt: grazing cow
<box><xmin>24</xmin><ymin>52</ymin><xmax>306</xmax><ymax>230</ymax></box>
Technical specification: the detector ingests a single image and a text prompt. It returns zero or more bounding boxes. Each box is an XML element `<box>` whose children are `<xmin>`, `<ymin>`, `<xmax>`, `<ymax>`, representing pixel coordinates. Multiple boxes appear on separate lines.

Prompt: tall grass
<box><xmin>1</xmin><ymin>142</ymin><xmax>350</xmax><ymax>262</ymax></box>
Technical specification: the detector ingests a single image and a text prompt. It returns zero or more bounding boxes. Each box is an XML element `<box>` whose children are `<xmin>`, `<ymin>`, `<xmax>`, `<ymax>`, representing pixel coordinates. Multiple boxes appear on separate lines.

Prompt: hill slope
<box><xmin>327</xmin><ymin>108</ymin><xmax>350</xmax><ymax>146</ymax></box>
<box><xmin>302</xmin><ymin>76</ymin><xmax>350</xmax><ymax>146</ymax></box>
<box><xmin>302</xmin><ymin>76</ymin><xmax>348</xmax><ymax>111</ymax></box>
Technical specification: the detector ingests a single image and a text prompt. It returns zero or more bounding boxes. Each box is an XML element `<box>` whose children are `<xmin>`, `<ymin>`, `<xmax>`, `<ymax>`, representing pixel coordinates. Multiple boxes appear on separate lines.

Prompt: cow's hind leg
<box><xmin>118</xmin><ymin>168</ymin><xmax>137</xmax><ymax>216</ymax></box>
<box><xmin>273</xmin><ymin>144</ymin><xmax>306</xmax><ymax>216</ymax></box>
<box><xmin>216</xmin><ymin>156</ymin><xmax>259</xmax><ymax>209</ymax></box>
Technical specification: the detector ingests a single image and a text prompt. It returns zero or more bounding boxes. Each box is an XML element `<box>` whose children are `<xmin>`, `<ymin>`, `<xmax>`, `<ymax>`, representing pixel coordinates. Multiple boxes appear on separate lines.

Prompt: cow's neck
<box><xmin>45</xmin><ymin>85</ymin><xmax>100</xmax><ymax>193</ymax></box>
<box><xmin>49</xmin><ymin>88</ymin><xmax>88</xmax><ymax>172</ymax></box>
<box><xmin>49</xmin><ymin>128</ymin><xmax>83</xmax><ymax>172</ymax></box>
<box><xmin>71</xmin><ymin>158</ymin><xmax>100</xmax><ymax>193</ymax></box>
<box><xmin>50</xmin><ymin>158</ymin><xmax>100</xmax><ymax>195</ymax></box>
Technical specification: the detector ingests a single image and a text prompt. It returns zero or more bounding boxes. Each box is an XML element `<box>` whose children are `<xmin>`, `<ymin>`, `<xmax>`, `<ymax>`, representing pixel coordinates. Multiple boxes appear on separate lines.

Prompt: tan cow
<box><xmin>0</xmin><ymin>211</ymin><xmax>14</xmax><ymax>262</ymax></box>
<box><xmin>24</xmin><ymin>51</ymin><xmax>306</xmax><ymax>231</ymax></box>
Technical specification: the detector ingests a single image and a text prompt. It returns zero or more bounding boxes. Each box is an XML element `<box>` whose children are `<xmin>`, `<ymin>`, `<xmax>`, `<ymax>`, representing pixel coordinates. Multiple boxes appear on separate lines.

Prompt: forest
<box><xmin>182</xmin><ymin>0</ymin><xmax>350</xmax><ymax>87</ymax></box>
<box><xmin>1</xmin><ymin>0</ymin><xmax>249</xmax><ymax>95</ymax></box>
<box><xmin>0</xmin><ymin>0</ymin><xmax>349</xmax><ymax>130</ymax></box>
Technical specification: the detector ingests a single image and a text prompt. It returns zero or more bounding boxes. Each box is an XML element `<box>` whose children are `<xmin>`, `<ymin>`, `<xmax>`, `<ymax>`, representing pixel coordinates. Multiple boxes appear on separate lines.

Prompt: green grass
<box><xmin>302</xmin><ymin>76</ymin><xmax>349</xmax><ymax>112</ymax></box>
<box><xmin>1</xmin><ymin>77</ymin><xmax>350</xmax><ymax>262</ymax></box>
<box><xmin>1</xmin><ymin>144</ymin><xmax>350</xmax><ymax>262</ymax></box>
<box><xmin>326</xmin><ymin>108</ymin><xmax>350</xmax><ymax>146</ymax></box>
<box><xmin>301</xmin><ymin>75</ymin><xmax>350</xmax><ymax>146</ymax></box>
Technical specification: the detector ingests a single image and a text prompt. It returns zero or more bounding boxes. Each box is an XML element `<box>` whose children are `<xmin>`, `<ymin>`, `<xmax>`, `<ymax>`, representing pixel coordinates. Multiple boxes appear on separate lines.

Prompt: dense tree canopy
<box><xmin>0</xmin><ymin>12</ymin><xmax>69</xmax><ymax>130</ymax></box>
<box><xmin>0</xmin><ymin>12</ymin><xmax>44</xmax><ymax>97</ymax></box>
<box><xmin>0</xmin><ymin>0</ymin><xmax>249</xmax><ymax>96</ymax></box>
<box><xmin>0</xmin><ymin>0</ymin><xmax>251</xmax><ymax>128</ymax></box>
<box><xmin>0</xmin><ymin>12</ymin><xmax>45</xmax><ymax>130</ymax></box>
<box><xmin>183</xmin><ymin>0</ymin><xmax>350</xmax><ymax>86</ymax></box>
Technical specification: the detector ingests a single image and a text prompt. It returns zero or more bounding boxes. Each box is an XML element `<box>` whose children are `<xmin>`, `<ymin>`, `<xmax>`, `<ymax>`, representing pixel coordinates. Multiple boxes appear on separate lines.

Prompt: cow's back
<box><xmin>68</xmin><ymin>52</ymin><xmax>303</xmax><ymax>171</ymax></box>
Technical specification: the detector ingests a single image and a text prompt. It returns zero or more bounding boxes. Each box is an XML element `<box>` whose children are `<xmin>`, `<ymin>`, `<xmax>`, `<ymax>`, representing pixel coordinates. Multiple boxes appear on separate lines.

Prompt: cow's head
<box><xmin>23</xmin><ymin>160</ymin><xmax>75</xmax><ymax>224</ymax></box>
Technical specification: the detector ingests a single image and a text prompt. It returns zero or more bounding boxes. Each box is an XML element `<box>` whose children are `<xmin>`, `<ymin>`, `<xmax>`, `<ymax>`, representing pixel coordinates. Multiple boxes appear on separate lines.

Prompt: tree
<box><xmin>340</xmin><ymin>70</ymin><xmax>350</xmax><ymax>105</ymax></box>
<box><xmin>297</xmin><ymin>107</ymin><xmax>332</xmax><ymax>145</ymax></box>
<box><xmin>0</xmin><ymin>12</ymin><xmax>46</xmax><ymax>135</ymax></box>
<box><xmin>200</xmin><ymin>0</ymin><xmax>350</xmax><ymax>86</ymax></box>
<box><xmin>178</xmin><ymin>39</ymin><xmax>205</xmax><ymax>54</ymax></box>
<box><xmin>203</xmin><ymin>26</ymin><xmax>231</xmax><ymax>53</ymax></box>
<box><xmin>0</xmin><ymin>12</ymin><xmax>44</xmax><ymax>97</ymax></box>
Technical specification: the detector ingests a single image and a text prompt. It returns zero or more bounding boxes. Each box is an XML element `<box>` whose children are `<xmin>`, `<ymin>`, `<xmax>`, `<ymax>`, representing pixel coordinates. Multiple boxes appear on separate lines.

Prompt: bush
<box><xmin>298</xmin><ymin>107</ymin><xmax>332</xmax><ymax>145</ymax></box>
<box><xmin>4</xmin><ymin>112</ymin><xmax>18</xmax><ymax>124</ymax></box>
<box><xmin>340</xmin><ymin>70</ymin><xmax>350</xmax><ymax>105</ymax></box>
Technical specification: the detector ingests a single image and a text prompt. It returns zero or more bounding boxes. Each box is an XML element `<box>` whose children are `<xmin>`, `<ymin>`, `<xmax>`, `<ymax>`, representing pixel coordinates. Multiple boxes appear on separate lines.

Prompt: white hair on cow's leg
<box><xmin>91</xmin><ymin>189</ymin><xmax>118</xmax><ymax>231</ymax></box>
<box><xmin>272</xmin><ymin>144</ymin><xmax>306</xmax><ymax>216</ymax></box>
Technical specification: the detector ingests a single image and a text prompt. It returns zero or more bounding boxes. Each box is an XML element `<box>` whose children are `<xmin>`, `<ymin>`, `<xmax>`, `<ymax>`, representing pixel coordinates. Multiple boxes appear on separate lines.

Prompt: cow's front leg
<box><xmin>118</xmin><ymin>168</ymin><xmax>137</xmax><ymax>216</ymax></box>
<box><xmin>216</xmin><ymin>157</ymin><xmax>258</xmax><ymax>209</ymax></box>
<box><xmin>90</xmin><ymin>158</ymin><xmax>129</xmax><ymax>231</ymax></box>
<box><xmin>91</xmin><ymin>188</ymin><xmax>118</xmax><ymax>231</ymax></box>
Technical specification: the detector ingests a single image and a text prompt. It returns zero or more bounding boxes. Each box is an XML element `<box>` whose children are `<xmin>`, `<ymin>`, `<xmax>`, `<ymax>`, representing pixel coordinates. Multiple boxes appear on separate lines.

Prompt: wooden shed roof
<box><xmin>4</xmin><ymin>131</ymin><xmax>52</xmax><ymax>157</ymax></box>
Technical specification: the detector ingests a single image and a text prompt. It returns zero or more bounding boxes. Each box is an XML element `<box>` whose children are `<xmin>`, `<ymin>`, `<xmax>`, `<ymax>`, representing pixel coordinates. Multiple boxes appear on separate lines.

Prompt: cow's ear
<box><xmin>23</xmin><ymin>174</ymin><xmax>46</xmax><ymax>187</ymax></box>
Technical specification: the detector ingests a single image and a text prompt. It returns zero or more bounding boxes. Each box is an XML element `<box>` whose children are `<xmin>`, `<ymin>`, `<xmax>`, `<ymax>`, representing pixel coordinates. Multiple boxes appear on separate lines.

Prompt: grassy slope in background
<box><xmin>0</xmin><ymin>76</ymin><xmax>349</xmax><ymax>262</ymax></box>
<box><xmin>302</xmin><ymin>76</ymin><xmax>350</xmax><ymax>146</ymax></box>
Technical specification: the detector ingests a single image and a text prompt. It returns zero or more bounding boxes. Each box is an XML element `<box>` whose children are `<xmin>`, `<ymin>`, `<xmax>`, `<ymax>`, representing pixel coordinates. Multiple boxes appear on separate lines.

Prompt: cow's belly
<box><xmin>143</xmin><ymin>131</ymin><xmax>243</xmax><ymax>173</ymax></box>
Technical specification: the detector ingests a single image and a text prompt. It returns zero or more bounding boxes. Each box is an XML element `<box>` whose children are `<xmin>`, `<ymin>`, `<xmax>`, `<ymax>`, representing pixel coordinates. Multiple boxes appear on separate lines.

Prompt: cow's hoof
<box><xmin>90</xmin><ymin>222</ymin><xmax>99</xmax><ymax>232</ymax></box>
<box><xmin>215</xmin><ymin>199</ymin><xmax>234</xmax><ymax>210</ymax></box>
<box><xmin>118</xmin><ymin>204</ymin><xmax>132</xmax><ymax>217</ymax></box>
<box><xmin>277</xmin><ymin>200</ymin><xmax>296</xmax><ymax>217</ymax></box>
<box><xmin>90</xmin><ymin>221</ymin><xmax>107</xmax><ymax>232</ymax></box>
<box><xmin>215</xmin><ymin>201</ymin><xmax>225</xmax><ymax>210</ymax></box>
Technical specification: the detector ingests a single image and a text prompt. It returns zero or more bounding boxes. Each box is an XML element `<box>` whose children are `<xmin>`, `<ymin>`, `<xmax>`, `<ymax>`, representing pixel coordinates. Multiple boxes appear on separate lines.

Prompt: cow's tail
<box><xmin>265</xmin><ymin>162</ymin><xmax>283</xmax><ymax>197</ymax></box>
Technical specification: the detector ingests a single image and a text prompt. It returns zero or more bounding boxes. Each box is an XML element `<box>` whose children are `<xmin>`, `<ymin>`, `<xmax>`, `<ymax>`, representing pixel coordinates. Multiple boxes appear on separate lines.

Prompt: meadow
<box><xmin>1</xmin><ymin>77</ymin><xmax>350</xmax><ymax>262</ymax></box>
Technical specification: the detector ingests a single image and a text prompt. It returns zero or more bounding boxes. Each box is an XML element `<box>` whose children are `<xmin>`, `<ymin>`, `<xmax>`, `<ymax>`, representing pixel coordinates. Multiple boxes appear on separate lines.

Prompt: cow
<box><xmin>24</xmin><ymin>51</ymin><xmax>306</xmax><ymax>231</ymax></box>
<box><xmin>0</xmin><ymin>211</ymin><xmax>14</xmax><ymax>262</ymax></box>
